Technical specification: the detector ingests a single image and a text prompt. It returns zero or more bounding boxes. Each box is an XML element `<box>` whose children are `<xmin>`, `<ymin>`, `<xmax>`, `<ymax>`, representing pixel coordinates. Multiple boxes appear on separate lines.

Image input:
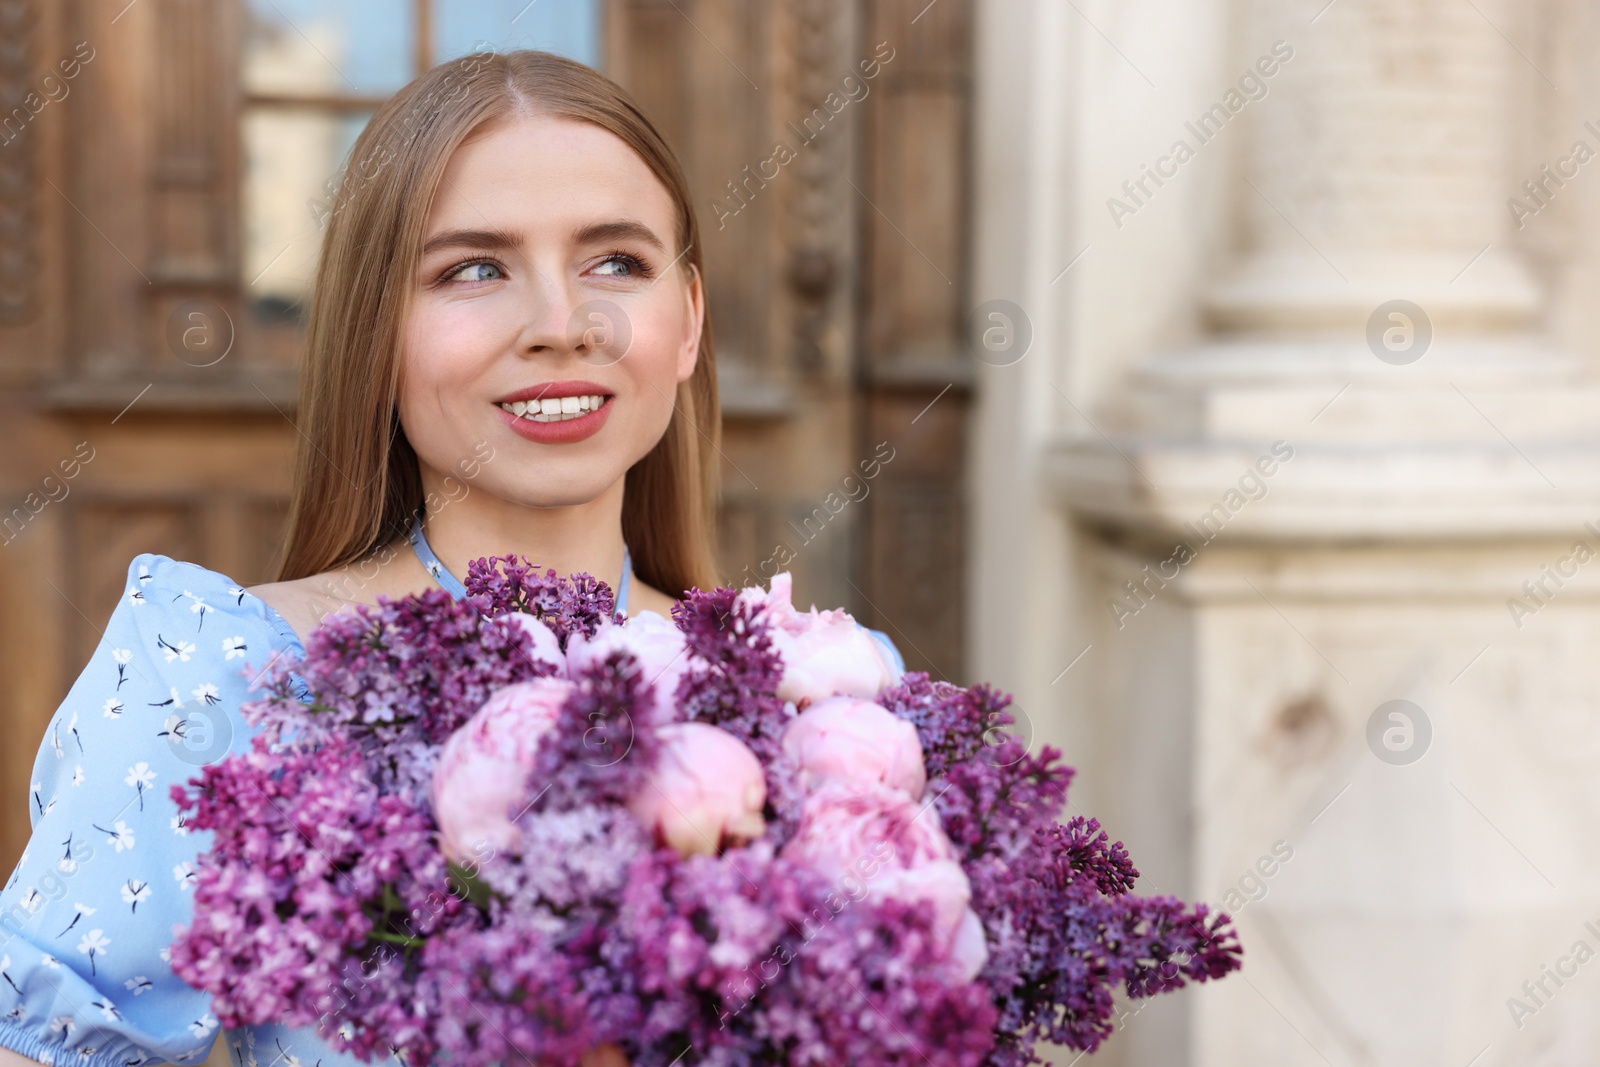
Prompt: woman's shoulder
<box><xmin>122</xmin><ymin>552</ymin><xmax>305</xmax><ymax>655</ymax></box>
<box><xmin>69</xmin><ymin>552</ymin><xmax>315</xmax><ymax>729</ymax></box>
<box><xmin>242</xmin><ymin>576</ymin><xmax>326</xmax><ymax>653</ymax></box>
<box><xmin>243</xmin><ymin>539</ymin><xmax>429</xmax><ymax>650</ymax></box>
<box><xmin>17</xmin><ymin>552</ymin><xmax>315</xmax><ymax>824</ymax></box>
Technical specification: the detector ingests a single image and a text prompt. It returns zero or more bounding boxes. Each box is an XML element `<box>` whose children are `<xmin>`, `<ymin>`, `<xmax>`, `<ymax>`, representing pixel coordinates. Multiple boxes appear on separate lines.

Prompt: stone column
<box><xmin>1045</xmin><ymin>0</ymin><xmax>1600</xmax><ymax>1063</ymax></box>
<box><xmin>1209</xmin><ymin>0</ymin><xmax>1538</xmax><ymax>332</ymax></box>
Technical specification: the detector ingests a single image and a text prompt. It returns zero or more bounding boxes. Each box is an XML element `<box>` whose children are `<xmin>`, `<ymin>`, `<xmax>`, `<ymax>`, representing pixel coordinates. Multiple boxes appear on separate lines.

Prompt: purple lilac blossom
<box><xmin>619</xmin><ymin>839</ymin><xmax>997</xmax><ymax>1067</ymax></box>
<box><xmin>877</xmin><ymin>670</ymin><xmax>1244</xmax><ymax>1065</ymax></box>
<box><xmin>669</xmin><ymin>586</ymin><xmax>791</xmax><ymax>764</ymax></box>
<box><xmin>409</xmin><ymin>649</ymin><xmax>665</xmax><ymax>1067</ymax></box>
<box><xmin>168</xmin><ymin>730</ymin><xmax>462</xmax><ymax>1062</ymax></box>
<box><xmin>461</xmin><ymin>552</ymin><xmax>618</xmax><ymax>641</ymax></box>
<box><xmin>169</xmin><ymin>564</ymin><xmax>1241</xmax><ymax>1067</ymax></box>
<box><xmin>239</xmin><ymin>584</ymin><xmax>558</xmax><ymax>806</ymax></box>
<box><xmin>528</xmin><ymin>646</ymin><xmax>664</xmax><ymax>810</ymax></box>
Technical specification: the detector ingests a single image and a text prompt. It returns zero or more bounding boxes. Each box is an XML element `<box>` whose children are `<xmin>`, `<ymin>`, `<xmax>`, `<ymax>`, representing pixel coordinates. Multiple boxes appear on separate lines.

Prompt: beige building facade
<box><xmin>970</xmin><ymin>0</ymin><xmax>1600</xmax><ymax>1062</ymax></box>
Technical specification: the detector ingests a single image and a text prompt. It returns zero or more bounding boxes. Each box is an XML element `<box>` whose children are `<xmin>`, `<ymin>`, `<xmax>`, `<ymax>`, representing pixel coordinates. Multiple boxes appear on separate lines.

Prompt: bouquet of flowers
<box><xmin>169</xmin><ymin>556</ymin><xmax>1242</xmax><ymax>1067</ymax></box>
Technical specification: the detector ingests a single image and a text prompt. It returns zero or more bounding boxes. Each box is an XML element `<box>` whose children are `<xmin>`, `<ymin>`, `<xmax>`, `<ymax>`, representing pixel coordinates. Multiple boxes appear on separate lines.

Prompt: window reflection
<box><xmin>241</xmin><ymin>0</ymin><xmax>599</xmax><ymax>322</ymax></box>
<box><xmin>245</xmin><ymin>0</ymin><xmax>414</xmax><ymax>97</ymax></box>
<box><xmin>243</xmin><ymin>110</ymin><xmax>370</xmax><ymax>320</ymax></box>
<box><xmin>433</xmin><ymin>0</ymin><xmax>598</xmax><ymax>65</ymax></box>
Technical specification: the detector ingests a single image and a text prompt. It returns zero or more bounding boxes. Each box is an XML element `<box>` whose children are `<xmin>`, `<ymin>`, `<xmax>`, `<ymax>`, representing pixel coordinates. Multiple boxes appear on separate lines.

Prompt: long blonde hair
<box><xmin>274</xmin><ymin>50</ymin><xmax>722</xmax><ymax>598</ymax></box>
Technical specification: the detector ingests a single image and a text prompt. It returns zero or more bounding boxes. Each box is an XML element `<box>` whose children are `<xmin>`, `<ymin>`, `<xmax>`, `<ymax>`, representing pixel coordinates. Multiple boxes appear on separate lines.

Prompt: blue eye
<box><xmin>594</xmin><ymin>251</ymin><xmax>653</xmax><ymax>279</ymax></box>
<box><xmin>446</xmin><ymin>260</ymin><xmax>504</xmax><ymax>283</ymax></box>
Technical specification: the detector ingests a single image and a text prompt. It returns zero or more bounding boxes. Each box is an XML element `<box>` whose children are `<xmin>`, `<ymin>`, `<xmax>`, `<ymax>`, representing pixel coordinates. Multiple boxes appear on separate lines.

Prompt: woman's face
<box><xmin>398</xmin><ymin>112</ymin><xmax>703</xmax><ymax>508</ymax></box>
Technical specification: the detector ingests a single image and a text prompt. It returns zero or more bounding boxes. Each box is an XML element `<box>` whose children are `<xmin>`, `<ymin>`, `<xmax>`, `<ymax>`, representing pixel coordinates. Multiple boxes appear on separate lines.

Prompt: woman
<box><xmin>0</xmin><ymin>50</ymin><xmax>902</xmax><ymax>1067</ymax></box>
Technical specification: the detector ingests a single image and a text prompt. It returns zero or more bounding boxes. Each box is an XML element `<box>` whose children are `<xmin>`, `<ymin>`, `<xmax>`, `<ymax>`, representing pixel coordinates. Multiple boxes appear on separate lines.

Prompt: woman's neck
<box><xmin>417</xmin><ymin>477</ymin><xmax>630</xmax><ymax>597</ymax></box>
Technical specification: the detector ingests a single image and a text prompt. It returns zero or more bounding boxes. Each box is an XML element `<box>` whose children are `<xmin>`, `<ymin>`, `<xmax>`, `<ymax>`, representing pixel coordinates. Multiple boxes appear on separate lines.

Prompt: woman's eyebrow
<box><xmin>419</xmin><ymin>220</ymin><xmax>669</xmax><ymax>257</ymax></box>
<box><xmin>420</xmin><ymin>227</ymin><xmax>522</xmax><ymax>256</ymax></box>
<box><xmin>571</xmin><ymin>219</ymin><xmax>667</xmax><ymax>253</ymax></box>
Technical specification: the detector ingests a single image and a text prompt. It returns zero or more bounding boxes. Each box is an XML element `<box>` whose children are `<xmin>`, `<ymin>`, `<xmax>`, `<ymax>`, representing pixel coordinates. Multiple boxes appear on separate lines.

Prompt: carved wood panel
<box><xmin>0</xmin><ymin>0</ymin><xmax>273</xmax><ymax>874</ymax></box>
<box><xmin>606</xmin><ymin>0</ymin><xmax>974</xmax><ymax>671</ymax></box>
<box><xmin>605</xmin><ymin>0</ymin><xmax>866</xmax><ymax>617</ymax></box>
<box><xmin>856</xmin><ymin>0</ymin><xmax>973</xmax><ymax>681</ymax></box>
<box><xmin>0</xmin><ymin>0</ymin><xmax>38</xmax><ymax>327</ymax></box>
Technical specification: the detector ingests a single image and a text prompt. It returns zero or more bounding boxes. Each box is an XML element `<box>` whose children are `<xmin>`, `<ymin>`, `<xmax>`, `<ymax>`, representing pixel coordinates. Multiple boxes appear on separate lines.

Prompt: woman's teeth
<box><xmin>499</xmin><ymin>394</ymin><xmax>609</xmax><ymax>422</ymax></box>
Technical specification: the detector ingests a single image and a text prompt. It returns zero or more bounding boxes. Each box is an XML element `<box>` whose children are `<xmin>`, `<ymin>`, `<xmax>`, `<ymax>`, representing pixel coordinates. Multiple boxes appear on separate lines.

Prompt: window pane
<box><xmin>245</xmin><ymin>0</ymin><xmax>416</xmax><ymax>96</ymax></box>
<box><xmin>242</xmin><ymin>109</ymin><xmax>373</xmax><ymax>318</ymax></box>
<box><xmin>432</xmin><ymin>0</ymin><xmax>600</xmax><ymax>67</ymax></box>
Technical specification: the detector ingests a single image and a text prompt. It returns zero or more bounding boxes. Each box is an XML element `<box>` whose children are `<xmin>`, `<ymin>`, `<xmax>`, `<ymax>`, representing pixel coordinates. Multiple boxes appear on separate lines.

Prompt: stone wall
<box><xmin>969</xmin><ymin>0</ymin><xmax>1600</xmax><ymax>1062</ymax></box>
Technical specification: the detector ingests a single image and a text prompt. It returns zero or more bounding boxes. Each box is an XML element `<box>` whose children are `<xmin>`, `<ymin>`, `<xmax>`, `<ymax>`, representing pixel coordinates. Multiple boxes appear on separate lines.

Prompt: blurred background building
<box><xmin>3</xmin><ymin>0</ymin><xmax>1598</xmax><ymax>1064</ymax></box>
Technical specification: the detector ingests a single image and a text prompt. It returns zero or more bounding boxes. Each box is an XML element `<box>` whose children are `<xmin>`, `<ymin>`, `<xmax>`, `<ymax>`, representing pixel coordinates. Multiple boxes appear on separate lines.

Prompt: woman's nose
<box><xmin>514</xmin><ymin>267</ymin><xmax>585</xmax><ymax>355</ymax></box>
<box><xmin>568</xmin><ymin>299</ymin><xmax>631</xmax><ymax>367</ymax></box>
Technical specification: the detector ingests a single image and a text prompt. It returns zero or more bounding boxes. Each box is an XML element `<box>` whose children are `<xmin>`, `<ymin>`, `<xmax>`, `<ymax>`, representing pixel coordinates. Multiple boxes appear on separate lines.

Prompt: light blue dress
<box><xmin>0</xmin><ymin>532</ymin><xmax>905</xmax><ymax>1067</ymax></box>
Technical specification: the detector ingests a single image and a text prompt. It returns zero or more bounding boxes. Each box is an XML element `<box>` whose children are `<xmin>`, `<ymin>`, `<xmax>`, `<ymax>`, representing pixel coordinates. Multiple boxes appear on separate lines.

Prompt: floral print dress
<box><xmin>0</xmin><ymin>554</ymin><xmax>375</xmax><ymax>1067</ymax></box>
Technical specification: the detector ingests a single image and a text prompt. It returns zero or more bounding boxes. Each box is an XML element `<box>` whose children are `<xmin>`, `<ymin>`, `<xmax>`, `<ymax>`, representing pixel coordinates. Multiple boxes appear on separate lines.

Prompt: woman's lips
<box><xmin>495</xmin><ymin>394</ymin><xmax>615</xmax><ymax>444</ymax></box>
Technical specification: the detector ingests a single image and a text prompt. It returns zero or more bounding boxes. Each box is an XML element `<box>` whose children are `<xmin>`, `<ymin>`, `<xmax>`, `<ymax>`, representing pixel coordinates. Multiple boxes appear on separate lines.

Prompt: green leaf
<box><xmin>447</xmin><ymin>861</ymin><xmax>493</xmax><ymax>908</ymax></box>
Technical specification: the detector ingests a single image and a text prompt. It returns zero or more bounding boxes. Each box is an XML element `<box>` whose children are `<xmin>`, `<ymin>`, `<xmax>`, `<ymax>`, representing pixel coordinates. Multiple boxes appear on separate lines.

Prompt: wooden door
<box><xmin>606</xmin><ymin>0</ymin><xmax>975</xmax><ymax>683</ymax></box>
<box><xmin>0</xmin><ymin>0</ymin><xmax>284</xmax><ymax>873</ymax></box>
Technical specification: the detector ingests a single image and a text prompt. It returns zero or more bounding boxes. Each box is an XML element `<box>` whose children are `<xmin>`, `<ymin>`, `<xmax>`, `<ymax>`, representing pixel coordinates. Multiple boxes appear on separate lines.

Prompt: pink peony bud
<box><xmin>780</xmin><ymin>696</ymin><xmax>927</xmax><ymax>801</ymax></box>
<box><xmin>736</xmin><ymin>572</ymin><xmax>902</xmax><ymax>706</ymax></box>
<box><xmin>503</xmin><ymin>611</ymin><xmax>565</xmax><ymax>673</ymax></box>
<box><xmin>780</xmin><ymin>779</ymin><xmax>983</xmax><ymax>981</ymax></box>
<box><xmin>566</xmin><ymin>610</ymin><xmax>689</xmax><ymax>721</ymax></box>
<box><xmin>432</xmin><ymin>677</ymin><xmax>573</xmax><ymax>864</ymax></box>
<box><xmin>626</xmin><ymin>721</ymin><xmax>766</xmax><ymax>857</ymax></box>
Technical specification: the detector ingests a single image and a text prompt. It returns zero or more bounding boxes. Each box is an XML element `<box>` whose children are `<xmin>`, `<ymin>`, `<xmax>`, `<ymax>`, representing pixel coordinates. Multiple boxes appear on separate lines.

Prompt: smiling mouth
<box><xmin>497</xmin><ymin>394</ymin><xmax>612</xmax><ymax>423</ymax></box>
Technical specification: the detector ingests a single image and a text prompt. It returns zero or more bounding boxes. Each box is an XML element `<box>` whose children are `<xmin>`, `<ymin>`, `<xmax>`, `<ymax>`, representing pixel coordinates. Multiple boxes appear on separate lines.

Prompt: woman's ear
<box><xmin>677</xmin><ymin>262</ymin><xmax>704</xmax><ymax>383</ymax></box>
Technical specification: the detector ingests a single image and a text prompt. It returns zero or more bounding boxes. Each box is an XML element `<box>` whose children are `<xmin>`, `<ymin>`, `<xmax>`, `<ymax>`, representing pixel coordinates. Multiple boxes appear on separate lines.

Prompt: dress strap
<box><xmin>406</xmin><ymin>511</ymin><xmax>469</xmax><ymax>600</ymax></box>
<box><xmin>617</xmin><ymin>546</ymin><xmax>631</xmax><ymax>615</ymax></box>
<box><xmin>405</xmin><ymin>509</ymin><xmax>631</xmax><ymax>615</ymax></box>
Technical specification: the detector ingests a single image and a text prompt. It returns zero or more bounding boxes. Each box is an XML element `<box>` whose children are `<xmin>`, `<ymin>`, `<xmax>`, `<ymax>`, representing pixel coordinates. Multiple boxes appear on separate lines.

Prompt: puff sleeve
<box><xmin>0</xmin><ymin>554</ymin><xmax>308</xmax><ymax>1067</ymax></box>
